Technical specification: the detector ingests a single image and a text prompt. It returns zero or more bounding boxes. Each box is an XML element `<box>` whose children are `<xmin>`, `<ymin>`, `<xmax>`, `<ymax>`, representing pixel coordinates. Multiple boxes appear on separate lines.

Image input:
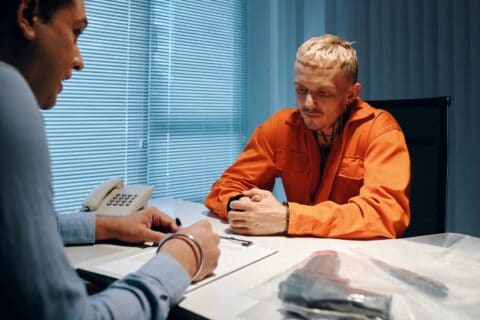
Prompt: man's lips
<box><xmin>302</xmin><ymin>111</ymin><xmax>323</xmax><ymax>118</ymax></box>
<box><xmin>60</xmin><ymin>75</ymin><xmax>71</xmax><ymax>93</ymax></box>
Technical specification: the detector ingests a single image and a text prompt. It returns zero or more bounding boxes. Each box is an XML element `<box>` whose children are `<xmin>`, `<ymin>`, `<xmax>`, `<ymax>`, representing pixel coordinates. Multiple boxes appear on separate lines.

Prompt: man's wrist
<box><xmin>158</xmin><ymin>236</ymin><xmax>202</xmax><ymax>280</ymax></box>
<box><xmin>282</xmin><ymin>202</ymin><xmax>290</xmax><ymax>235</ymax></box>
<box><xmin>95</xmin><ymin>216</ymin><xmax>121</xmax><ymax>241</ymax></box>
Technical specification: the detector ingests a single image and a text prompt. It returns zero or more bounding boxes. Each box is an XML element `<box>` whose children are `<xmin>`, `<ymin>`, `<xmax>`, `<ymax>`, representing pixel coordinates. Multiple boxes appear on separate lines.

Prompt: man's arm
<box><xmin>288</xmin><ymin>128</ymin><xmax>410</xmax><ymax>239</ymax></box>
<box><xmin>0</xmin><ymin>64</ymin><xmax>212</xmax><ymax>319</ymax></box>
<box><xmin>58</xmin><ymin>212</ymin><xmax>96</xmax><ymax>244</ymax></box>
<box><xmin>58</xmin><ymin>207</ymin><xmax>180</xmax><ymax>245</ymax></box>
<box><xmin>1</xmin><ymin>96</ymin><xmax>186</xmax><ymax>319</ymax></box>
<box><xmin>3</xmin><ymin>207</ymin><xmax>191</xmax><ymax>319</ymax></box>
<box><xmin>205</xmin><ymin>123</ymin><xmax>278</xmax><ymax>218</ymax></box>
<box><xmin>227</xmin><ymin>121</ymin><xmax>410</xmax><ymax>239</ymax></box>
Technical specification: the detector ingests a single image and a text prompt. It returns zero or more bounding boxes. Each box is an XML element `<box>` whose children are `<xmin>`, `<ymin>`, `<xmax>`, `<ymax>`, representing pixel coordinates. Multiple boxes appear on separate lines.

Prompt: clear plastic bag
<box><xmin>242</xmin><ymin>233</ymin><xmax>480</xmax><ymax>320</ymax></box>
<box><xmin>278</xmin><ymin>251</ymin><xmax>391</xmax><ymax>319</ymax></box>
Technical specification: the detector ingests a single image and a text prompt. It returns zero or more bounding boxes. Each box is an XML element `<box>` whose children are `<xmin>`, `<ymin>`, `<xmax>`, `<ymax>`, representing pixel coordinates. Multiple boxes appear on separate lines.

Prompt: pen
<box><xmin>145</xmin><ymin>217</ymin><xmax>183</xmax><ymax>247</ymax></box>
<box><xmin>175</xmin><ymin>217</ymin><xmax>183</xmax><ymax>229</ymax></box>
<box><xmin>220</xmin><ymin>235</ymin><xmax>253</xmax><ymax>247</ymax></box>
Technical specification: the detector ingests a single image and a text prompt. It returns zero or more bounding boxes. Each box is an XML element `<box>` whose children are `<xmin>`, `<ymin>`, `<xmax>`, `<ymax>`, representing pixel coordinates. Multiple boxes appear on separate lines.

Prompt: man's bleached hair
<box><xmin>296</xmin><ymin>34</ymin><xmax>358</xmax><ymax>83</ymax></box>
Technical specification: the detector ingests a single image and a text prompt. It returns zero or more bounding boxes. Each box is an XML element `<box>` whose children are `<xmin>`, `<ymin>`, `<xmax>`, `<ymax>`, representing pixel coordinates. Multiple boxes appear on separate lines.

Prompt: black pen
<box><xmin>145</xmin><ymin>217</ymin><xmax>183</xmax><ymax>248</ymax></box>
<box><xmin>175</xmin><ymin>217</ymin><xmax>183</xmax><ymax>229</ymax></box>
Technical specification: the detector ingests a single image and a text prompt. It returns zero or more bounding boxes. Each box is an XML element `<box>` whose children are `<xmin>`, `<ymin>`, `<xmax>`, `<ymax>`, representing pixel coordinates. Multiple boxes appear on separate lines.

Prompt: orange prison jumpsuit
<box><xmin>205</xmin><ymin>99</ymin><xmax>411</xmax><ymax>239</ymax></box>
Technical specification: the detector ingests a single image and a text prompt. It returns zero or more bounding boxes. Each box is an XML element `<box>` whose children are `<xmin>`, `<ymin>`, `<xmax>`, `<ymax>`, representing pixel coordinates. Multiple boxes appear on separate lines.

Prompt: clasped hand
<box><xmin>228</xmin><ymin>188</ymin><xmax>287</xmax><ymax>235</ymax></box>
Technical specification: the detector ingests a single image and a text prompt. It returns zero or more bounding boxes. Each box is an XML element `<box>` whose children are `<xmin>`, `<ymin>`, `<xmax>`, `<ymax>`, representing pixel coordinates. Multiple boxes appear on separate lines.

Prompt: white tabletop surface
<box><xmin>66</xmin><ymin>198</ymin><xmax>480</xmax><ymax>320</ymax></box>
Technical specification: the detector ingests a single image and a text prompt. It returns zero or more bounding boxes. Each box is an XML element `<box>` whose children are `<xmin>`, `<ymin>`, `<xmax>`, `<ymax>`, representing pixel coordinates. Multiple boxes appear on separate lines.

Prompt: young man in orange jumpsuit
<box><xmin>205</xmin><ymin>34</ymin><xmax>411</xmax><ymax>239</ymax></box>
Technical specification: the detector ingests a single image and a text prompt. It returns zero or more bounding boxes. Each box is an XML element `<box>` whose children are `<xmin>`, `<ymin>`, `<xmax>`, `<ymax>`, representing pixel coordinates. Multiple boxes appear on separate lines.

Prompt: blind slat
<box><xmin>43</xmin><ymin>0</ymin><xmax>246</xmax><ymax>213</ymax></box>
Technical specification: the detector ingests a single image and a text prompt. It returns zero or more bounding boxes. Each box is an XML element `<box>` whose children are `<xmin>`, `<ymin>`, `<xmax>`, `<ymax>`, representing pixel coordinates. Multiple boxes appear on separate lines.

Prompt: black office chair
<box><xmin>366</xmin><ymin>97</ymin><xmax>451</xmax><ymax>237</ymax></box>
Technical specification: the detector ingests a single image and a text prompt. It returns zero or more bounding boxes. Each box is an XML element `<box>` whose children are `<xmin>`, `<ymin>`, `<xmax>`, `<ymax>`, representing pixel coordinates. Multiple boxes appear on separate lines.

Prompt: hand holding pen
<box><xmin>113</xmin><ymin>207</ymin><xmax>181</xmax><ymax>244</ymax></box>
<box><xmin>157</xmin><ymin>219</ymin><xmax>221</xmax><ymax>282</ymax></box>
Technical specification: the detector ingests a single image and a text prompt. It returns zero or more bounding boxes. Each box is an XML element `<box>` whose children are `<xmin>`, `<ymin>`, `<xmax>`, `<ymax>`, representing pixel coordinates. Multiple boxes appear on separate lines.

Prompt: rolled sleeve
<box><xmin>95</xmin><ymin>253</ymin><xmax>191</xmax><ymax>319</ymax></box>
<box><xmin>136</xmin><ymin>253</ymin><xmax>190</xmax><ymax>304</ymax></box>
<box><xmin>58</xmin><ymin>212</ymin><xmax>96</xmax><ymax>245</ymax></box>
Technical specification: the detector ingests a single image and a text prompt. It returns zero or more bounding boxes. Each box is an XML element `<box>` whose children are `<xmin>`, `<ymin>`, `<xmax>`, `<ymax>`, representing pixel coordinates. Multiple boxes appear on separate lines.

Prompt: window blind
<box><xmin>148</xmin><ymin>0</ymin><xmax>246</xmax><ymax>202</ymax></box>
<box><xmin>43</xmin><ymin>0</ymin><xmax>246</xmax><ymax>213</ymax></box>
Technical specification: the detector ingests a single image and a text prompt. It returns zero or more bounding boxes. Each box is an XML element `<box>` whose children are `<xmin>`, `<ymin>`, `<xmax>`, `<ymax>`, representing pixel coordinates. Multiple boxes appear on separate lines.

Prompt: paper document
<box><xmin>77</xmin><ymin>238</ymin><xmax>277</xmax><ymax>293</ymax></box>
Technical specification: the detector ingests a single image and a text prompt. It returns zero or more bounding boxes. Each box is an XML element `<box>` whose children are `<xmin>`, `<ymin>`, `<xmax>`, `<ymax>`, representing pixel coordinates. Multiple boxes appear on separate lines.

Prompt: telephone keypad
<box><xmin>107</xmin><ymin>193</ymin><xmax>137</xmax><ymax>207</ymax></box>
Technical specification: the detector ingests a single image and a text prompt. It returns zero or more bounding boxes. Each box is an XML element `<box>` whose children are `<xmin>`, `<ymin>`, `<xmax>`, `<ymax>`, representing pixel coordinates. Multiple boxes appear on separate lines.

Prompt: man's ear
<box><xmin>346</xmin><ymin>83</ymin><xmax>362</xmax><ymax>104</ymax></box>
<box><xmin>17</xmin><ymin>0</ymin><xmax>39</xmax><ymax>40</ymax></box>
<box><xmin>352</xmin><ymin>83</ymin><xmax>362</xmax><ymax>97</ymax></box>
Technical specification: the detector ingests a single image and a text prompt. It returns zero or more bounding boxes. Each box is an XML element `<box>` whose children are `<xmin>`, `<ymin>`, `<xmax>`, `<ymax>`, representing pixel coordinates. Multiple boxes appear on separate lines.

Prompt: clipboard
<box><xmin>76</xmin><ymin>237</ymin><xmax>277</xmax><ymax>293</ymax></box>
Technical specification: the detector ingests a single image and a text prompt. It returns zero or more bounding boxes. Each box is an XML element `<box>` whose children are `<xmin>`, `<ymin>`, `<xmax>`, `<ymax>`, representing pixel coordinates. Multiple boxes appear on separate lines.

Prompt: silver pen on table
<box><xmin>219</xmin><ymin>235</ymin><xmax>253</xmax><ymax>247</ymax></box>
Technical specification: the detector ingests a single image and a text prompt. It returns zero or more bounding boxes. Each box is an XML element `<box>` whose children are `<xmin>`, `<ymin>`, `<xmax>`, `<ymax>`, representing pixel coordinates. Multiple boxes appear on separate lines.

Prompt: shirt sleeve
<box><xmin>87</xmin><ymin>253</ymin><xmax>190</xmax><ymax>319</ymax></box>
<box><xmin>0</xmin><ymin>62</ymin><xmax>190</xmax><ymax>319</ymax></box>
<box><xmin>288</xmin><ymin>128</ymin><xmax>410</xmax><ymax>239</ymax></box>
<box><xmin>204</xmin><ymin>122</ymin><xmax>279</xmax><ymax>218</ymax></box>
<box><xmin>58</xmin><ymin>212</ymin><xmax>96</xmax><ymax>245</ymax></box>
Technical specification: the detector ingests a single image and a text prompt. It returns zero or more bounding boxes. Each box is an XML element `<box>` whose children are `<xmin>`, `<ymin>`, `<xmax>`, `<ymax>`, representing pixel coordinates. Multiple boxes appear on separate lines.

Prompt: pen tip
<box><xmin>175</xmin><ymin>217</ymin><xmax>182</xmax><ymax>227</ymax></box>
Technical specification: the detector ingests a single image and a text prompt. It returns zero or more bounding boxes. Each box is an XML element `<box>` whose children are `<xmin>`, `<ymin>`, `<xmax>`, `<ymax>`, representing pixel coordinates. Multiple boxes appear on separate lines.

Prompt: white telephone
<box><xmin>82</xmin><ymin>178</ymin><xmax>155</xmax><ymax>217</ymax></box>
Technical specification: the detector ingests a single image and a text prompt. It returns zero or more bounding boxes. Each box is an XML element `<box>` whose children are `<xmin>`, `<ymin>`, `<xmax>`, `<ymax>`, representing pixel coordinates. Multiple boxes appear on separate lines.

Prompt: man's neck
<box><xmin>316</xmin><ymin>108</ymin><xmax>351</xmax><ymax>146</ymax></box>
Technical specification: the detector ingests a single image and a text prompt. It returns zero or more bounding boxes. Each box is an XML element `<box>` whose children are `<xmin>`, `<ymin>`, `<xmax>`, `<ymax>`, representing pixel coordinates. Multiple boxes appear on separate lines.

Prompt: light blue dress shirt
<box><xmin>58</xmin><ymin>212</ymin><xmax>96</xmax><ymax>244</ymax></box>
<box><xmin>0</xmin><ymin>62</ymin><xmax>190</xmax><ymax>319</ymax></box>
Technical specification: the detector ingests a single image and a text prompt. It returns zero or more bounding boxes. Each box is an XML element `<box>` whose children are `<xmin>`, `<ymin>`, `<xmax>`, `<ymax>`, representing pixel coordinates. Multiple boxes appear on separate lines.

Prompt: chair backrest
<box><xmin>366</xmin><ymin>97</ymin><xmax>451</xmax><ymax>237</ymax></box>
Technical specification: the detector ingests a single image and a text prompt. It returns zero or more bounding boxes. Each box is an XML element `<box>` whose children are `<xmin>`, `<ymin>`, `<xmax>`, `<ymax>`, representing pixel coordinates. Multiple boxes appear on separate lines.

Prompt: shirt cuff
<box><xmin>137</xmin><ymin>253</ymin><xmax>191</xmax><ymax>304</ymax></box>
<box><xmin>58</xmin><ymin>212</ymin><xmax>96</xmax><ymax>245</ymax></box>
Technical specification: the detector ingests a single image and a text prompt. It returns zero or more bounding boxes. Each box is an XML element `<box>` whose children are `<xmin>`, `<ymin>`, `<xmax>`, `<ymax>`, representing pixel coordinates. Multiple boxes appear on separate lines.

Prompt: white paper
<box><xmin>85</xmin><ymin>239</ymin><xmax>277</xmax><ymax>293</ymax></box>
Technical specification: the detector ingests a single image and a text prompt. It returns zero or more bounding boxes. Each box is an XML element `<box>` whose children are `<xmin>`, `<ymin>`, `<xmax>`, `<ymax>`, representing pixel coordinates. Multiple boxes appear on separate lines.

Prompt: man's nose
<box><xmin>73</xmin><ymin>47</ymin><xmax>84</xmax><ymax>71</ymax></box>
<box><xmin>304</xmin><ymin>93</ymin><xmax>315</xmax><ymax>109</ymax></box>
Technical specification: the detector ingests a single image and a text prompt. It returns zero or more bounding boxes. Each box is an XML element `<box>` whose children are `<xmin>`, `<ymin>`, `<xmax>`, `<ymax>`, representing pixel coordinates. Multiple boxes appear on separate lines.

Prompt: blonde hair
<box><xmin>295</xmin><ymin>34</ymin><xmax>358</xmax><ymax>82</ymax></box>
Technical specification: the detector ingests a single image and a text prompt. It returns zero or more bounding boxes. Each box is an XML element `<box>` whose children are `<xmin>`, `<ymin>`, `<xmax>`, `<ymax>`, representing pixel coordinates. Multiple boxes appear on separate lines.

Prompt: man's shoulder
<box><xmin>351</xmin><ymin>100</ymin><xmax>403</xmax><ymax>142</ymax></box>
<box><xmin>0</xmin><ymin>61</ymin><xmax>43</xmax><ymax>149</ymax></box>
<box><xmin>267</xmin><ymin>108</ymin><xmax>302</xmax><ymax>126</ymax></box>
<box><xmin>0</xmin><ymin>61</ymin><xmax>24</xmax><ymax>84</ymax></box>
<box><xmin>256</xmin><ymin>108</ymin><xmax>303</xmax><ymax>136</ymax></box>
<box><xmin>0</xmin><ymin>61</ymin><xmax>37</xmax><ymax>114</ymax></box>
<box><xmin>354</xmin><ymin>100</ymin><xmax>401</xmax><ymax>130</ymax></box>
<box><xmin>0</xmin><ymin>61</ymin><xmax>35</xmax><ymax>107</ymax></box>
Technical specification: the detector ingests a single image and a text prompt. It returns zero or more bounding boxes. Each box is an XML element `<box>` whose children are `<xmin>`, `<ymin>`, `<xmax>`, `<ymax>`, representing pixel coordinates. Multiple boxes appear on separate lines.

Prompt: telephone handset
<box><xmin>82</xmin><ymin>178</ymin><xmax>155</xmax><ymax>217</ymax></box>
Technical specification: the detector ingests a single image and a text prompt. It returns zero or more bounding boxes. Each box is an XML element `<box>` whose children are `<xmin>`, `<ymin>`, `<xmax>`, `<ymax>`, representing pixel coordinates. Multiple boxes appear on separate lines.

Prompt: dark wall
<box><xmin>247</xmin><ymin>0</ymin><xmax>480</xmax><ymax>236</ymax></box>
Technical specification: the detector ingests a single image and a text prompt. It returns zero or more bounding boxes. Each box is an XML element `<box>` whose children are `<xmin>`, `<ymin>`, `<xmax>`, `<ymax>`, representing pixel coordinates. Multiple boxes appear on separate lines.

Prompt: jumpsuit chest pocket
<box><xmin>337</xmin><ymin>157</ymin><xmax>364</xmax><ymax>180</ymax></box>
<box><xmin>331</xmin><ymin>157</ymin><xmax>365</xmax><ymax>201</ymax></box>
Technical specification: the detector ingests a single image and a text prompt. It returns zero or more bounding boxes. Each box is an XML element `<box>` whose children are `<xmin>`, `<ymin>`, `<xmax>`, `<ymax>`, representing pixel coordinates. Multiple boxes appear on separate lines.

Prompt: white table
<box><xmin>66</xmin><ymin>198</ymin><xmax>480</xmax><ymax>320</ymax></box>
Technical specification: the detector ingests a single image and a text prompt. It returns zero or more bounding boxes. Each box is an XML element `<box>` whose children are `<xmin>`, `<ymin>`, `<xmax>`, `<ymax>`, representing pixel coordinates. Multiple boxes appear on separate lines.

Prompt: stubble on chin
<box><xmin>39</xmin><ymin>104</ymin><xmax>54</xmax><ymax>110</ymax></box>
<box><xmin>38</xmin><ymin>96</ymin><xmax>57</xmax><ymax>110</ymax></box>
<box><xmin>300</xmin><ymin>114</ymin><xmax>319</xmax><ymax>131</ymax></box>
<box><xmin>303</xmin><ymin>119</ymin><xmax>318</xmax><ymax>131</ymax></box>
